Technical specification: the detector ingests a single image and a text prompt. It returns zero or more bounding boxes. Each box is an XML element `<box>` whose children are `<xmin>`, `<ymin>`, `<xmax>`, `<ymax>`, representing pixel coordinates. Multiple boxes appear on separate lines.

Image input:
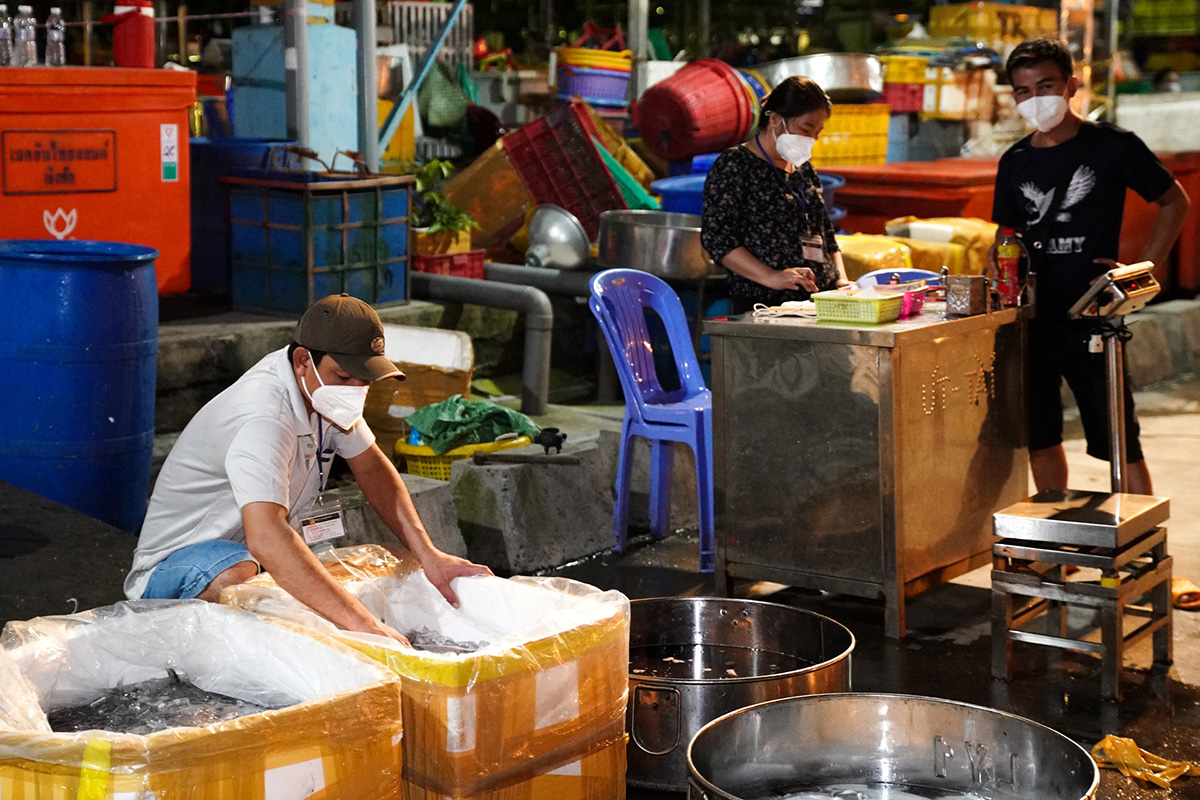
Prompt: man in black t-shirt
<box><xmin>993</xmin><ymin>38</ymin><xmax>1190</xmax><ymax>495</ymax></box>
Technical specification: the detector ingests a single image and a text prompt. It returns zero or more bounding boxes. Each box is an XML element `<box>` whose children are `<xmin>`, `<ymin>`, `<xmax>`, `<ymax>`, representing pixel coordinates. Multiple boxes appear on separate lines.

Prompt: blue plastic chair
<box><xmin>856</xmin><ymin>267</ymin><xmax>942</xmax><ymax>287</ymax></box>
<box><xmin>589</xmin><ymin>269</ymin><xmax>714</xmax><ymax>572</ymax></box>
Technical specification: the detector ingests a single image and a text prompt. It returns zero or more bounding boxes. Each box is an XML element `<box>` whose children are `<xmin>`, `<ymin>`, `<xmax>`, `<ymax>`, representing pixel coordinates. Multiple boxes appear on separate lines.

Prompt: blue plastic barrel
<box><xmin>650</xmin><ymin>173</ymin><xmax>708</xmax><ymax>215</ymax></box>
<box><xmin>189</xmin><ymin>137</ymin><xmax>294</xmax><ymax>294</ymax></box>
<box><xmin>0</xmin><ymin>240</ymin><xmax>159</xmax><ymax>533</ymax></box>
<box><xmin>819</xmin><ymin>172</ymin><xmax>845</xmax><ymax>210</ymax></box>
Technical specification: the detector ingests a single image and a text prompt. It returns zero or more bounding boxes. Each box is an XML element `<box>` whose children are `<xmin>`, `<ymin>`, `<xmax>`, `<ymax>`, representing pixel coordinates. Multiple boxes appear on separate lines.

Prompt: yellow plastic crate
<box><xmin>880</xmin><ymin>55</ymin><xmax>927</xmax><ymax>84</ymax></box>
<box><xmin>828</xmin><ymin>103</ymin><xmax>890</xmax><ymax>134</ymax></box>
<box><xmin>396</xmin><ymin>436</ymin><xmax>533</xmax><ymax>480</ymax></box>
<box><xmin>814</xmin><ymin>290</ymin><xmax>904</xmax><ymax>324</ymax></box>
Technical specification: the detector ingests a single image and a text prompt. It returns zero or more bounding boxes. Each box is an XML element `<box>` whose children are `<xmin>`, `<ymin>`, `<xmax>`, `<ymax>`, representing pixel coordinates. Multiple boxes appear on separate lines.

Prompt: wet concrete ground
<box><xmin>4</xmin><ymin>377</ymin><xmax>1200</xmax><ymax>798</ymax></box>
<box><xmin>541</xmin><ymin>376</ymin><xmax>1200</xmax><ymax>800</ymax></box>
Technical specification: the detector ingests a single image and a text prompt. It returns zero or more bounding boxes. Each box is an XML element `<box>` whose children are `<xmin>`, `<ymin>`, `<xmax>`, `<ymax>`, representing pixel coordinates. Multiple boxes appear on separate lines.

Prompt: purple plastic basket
<box><xmin>556</xmin><ymin>65</ymin><xmax>630</xmax><ymax>107</ymax></box>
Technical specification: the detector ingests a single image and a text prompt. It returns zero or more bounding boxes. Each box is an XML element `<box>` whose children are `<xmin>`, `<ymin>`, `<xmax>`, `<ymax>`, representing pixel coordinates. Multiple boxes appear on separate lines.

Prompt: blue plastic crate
<box><xmin>226</xmin><ymin>173</ymin><xmax>412</xmax><ymax>316</ymax></box>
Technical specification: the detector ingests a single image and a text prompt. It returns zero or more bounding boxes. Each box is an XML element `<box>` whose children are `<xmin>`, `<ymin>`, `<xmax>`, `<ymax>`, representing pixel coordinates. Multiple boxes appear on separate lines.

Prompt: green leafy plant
<box><xmin>409</xmin><ymin>159</ymin><xmax>480</xmax><ymax>235</ymax></box>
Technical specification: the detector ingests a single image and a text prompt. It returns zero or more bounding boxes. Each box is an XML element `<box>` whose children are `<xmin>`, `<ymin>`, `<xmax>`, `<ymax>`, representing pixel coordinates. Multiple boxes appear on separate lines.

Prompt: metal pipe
<box><xmin>483</xmin><ymin>262</ymin><xmax>594</xmax><ymax>297</ymax></box>
<box><xmin>283</xmin><ymin>0</ymin><xmax>311</xmax><ymax>153</ymax></box>
<box><xmin>411</xmin><ymin>273</ymin><xmax>554</xmax><ymax>416</ymax></box>
<box><xmin>353</xmin><ymin>0</ymin><xmax>380</xmax><ymax>169</ymax></box>
<box><xmin>177</xmin><ymin>3</ymin><xmax>186</xmax><ymax>66</ymax></box>
<box><xmin>482</xmin><ymin>262</ymin><xmax>620</xmax><ymax>404</ymax></box>
<box><xmin>628</xmin><ymin>0</ymin><xmax>649</xmax><ymax>96</ymax></box>
<box><xmin>1107</xmin><ymin>328</ymin><xmax>1127</xmax><ymax>493</ymax></box>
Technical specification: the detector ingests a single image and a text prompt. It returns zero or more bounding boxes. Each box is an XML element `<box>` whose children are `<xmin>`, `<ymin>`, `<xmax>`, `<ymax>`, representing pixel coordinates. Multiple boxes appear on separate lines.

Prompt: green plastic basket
<box><xmin>813</xmin><ymin>290</ymin><xmax>904</xmax><ymax>324</ymax></box>
<box><xmin>592</xmin><ymin>135</ymin><xmax>660</xmax><ymax>211</ymax></box>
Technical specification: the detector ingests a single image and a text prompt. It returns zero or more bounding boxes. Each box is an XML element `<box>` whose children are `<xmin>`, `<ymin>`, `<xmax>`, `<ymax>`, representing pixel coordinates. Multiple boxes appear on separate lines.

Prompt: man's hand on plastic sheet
<box><xmin>363</xmin><ymin>618</ymin><xmax>412</xmax><ymax>648</ymax></box>
<box><xmin>420</xmin><ymin>551</ymin><xmax>493</xmax><ymax>608</ymax></box>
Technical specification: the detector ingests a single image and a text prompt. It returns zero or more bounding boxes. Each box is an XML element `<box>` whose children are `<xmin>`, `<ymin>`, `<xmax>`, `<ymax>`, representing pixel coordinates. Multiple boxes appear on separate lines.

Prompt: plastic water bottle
<box><xmin>13</xmin><ymin>4</ymin><xmax>35</xmax><ymax>66</ymax></box>
<box><xmin>45</xmin><ymin>6</ymin><xmax>65</xmax><ymax>66</ymax></box>
<box><xmin>988</xmin><ymin>227</ymin><xmax>1031</xmax><ymax>308</ymax></box>
<box><xmin>0</xmin><ymin>5</ymin><xmax>14</xmax><ymax>67</ymax></box>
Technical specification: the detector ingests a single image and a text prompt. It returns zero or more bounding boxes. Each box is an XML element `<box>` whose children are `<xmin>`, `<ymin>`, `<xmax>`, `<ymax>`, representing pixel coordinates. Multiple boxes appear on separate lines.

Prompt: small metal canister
<box><xmin>945</xmin><ymin>274</ymin><xmax>989</xmax><ymax>317</ymax></box>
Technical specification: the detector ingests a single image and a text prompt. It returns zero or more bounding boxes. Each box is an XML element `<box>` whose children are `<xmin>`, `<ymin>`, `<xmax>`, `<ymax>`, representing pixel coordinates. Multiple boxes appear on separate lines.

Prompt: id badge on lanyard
<box><xmin>300</xmin><ymin>422</ymin><xmax>346</xmax><ymax>548</ymax></box>
<box><xmin>801</xmin><ymin>234</ymin><xmax>825</xmax><ymax>264</ymax></box>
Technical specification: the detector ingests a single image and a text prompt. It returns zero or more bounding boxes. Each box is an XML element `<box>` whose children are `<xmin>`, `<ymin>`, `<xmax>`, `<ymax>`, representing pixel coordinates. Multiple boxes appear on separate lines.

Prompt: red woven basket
<box><xmin>633</xmin><ymin>59</ymin><xmax>756</xmax><ymax>161</ymax></box>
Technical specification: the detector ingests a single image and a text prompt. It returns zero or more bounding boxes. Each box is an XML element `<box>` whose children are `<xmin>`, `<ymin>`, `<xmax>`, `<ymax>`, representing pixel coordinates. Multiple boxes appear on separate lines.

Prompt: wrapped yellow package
<box><xmin>835</xmin><ymin>234</ymin><xmax>913</xmax><ymax>281</ymax></box>
<box><xmin>0</xmin><ymin>601</ymin><xmax>404</xmax><ymax>800</ymax></box>
<box><xmin>223</xmin><ymin>545</ymin><xmax>629</xmax><ymax>800</ymax></box>
<box><xmin>885</xmin><ymin>216</ymin><xmax>998</xmax><ymax>275</ymax></box>
<box><xmin>887</xmin><ymin>236</ymin><xmax>968</xmax><ymax>274</ymax></box>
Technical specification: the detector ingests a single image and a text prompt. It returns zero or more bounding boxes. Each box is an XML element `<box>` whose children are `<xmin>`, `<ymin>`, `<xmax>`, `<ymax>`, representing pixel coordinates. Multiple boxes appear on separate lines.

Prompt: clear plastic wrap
<box><xmin>223</xmin><ymin>545</ymin><xmax>630</xmax><ymax>799</ymax></box>
<box><xmin>0</xmin><ymin>600</ymin><xmax>405</xmax><ymax>799</ymax></box>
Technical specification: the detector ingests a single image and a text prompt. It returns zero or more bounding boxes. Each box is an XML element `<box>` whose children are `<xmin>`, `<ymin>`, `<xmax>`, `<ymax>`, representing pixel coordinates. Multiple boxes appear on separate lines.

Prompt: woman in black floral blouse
<box><xmin>701</xmin><ymin>76</ymin><xmax>851</xmax><ymax>314</ymax></box>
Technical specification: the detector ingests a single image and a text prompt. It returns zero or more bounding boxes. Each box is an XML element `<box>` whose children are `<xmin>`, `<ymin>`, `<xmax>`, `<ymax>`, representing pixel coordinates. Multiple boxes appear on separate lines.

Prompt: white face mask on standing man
<box><xmin>1016</xmin><ymin>94</ymin><xmax>1069</xmax><ymax>133</ymax></box>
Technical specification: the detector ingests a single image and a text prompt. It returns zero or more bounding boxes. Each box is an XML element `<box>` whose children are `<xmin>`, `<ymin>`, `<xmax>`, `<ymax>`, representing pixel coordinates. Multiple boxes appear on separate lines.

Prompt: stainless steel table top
<box><xmin>992</xmin><ymin>489</ymin><xmax>1170</xmax><ymax>548</ymax></box>
<box><xmin>704</xmin><ymin>303</ymin><xmax>1023</xmax><ymax>348</ymax></box>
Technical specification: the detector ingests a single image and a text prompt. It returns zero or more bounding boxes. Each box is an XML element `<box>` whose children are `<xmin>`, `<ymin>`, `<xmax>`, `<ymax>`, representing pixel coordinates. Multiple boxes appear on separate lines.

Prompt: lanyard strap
<box><xmin>755</xmin><ymin>135</ymin><xmax>808</xmax><ymax>216</ymax></box>
<box><xmin>316</xmin><ymin>421</ymin><xmax>331</xmax><ymax>494</ymax></box>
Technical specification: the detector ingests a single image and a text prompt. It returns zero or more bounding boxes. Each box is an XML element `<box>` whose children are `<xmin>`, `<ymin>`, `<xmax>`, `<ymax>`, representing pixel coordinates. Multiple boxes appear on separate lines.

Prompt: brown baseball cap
<box><xmin>295</xmin><ymin>294</ymin><xmax>404</xmax><ymax>382</ymax></box>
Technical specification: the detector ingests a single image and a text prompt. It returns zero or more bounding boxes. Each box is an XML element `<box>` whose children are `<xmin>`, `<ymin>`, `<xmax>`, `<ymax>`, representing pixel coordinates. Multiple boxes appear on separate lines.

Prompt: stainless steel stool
<box><xmin>991</xmin><ymin>490</ymin><xmax>1173</xmax><ymax>701</ymax></box>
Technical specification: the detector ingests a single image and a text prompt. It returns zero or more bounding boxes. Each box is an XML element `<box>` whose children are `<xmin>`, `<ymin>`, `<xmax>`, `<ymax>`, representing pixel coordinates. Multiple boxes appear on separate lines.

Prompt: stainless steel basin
<box><xmin>688</xmin><ymin>693</ymin><xmax>1099</xmax><ymax>800</ymax></box>
<box><xmin>628</xmin><ymin>598</ymin><xmax>854</xmax><ymax>792</ymax></box>
<box><xmin>753</xmin><ymin>53</ymin><xmax>883</xmax><ymax>102</ymax></box>
<box><xmin>597</xmin><ymin>210</ymin><xmax>722</xmax><ymax>280</ymax></box>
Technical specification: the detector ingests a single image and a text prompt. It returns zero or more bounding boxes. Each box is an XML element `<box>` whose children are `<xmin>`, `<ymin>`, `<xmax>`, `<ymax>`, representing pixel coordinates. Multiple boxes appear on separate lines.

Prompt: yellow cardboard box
<box><xmin>0</xmin><ymin>601</ymin><xmax>405</xmax><ymax>800</ymax></box>
<box><xmin>223</xmin><ymin>545</ymin><xmax>629</xmax><ymax>799</ymax></box>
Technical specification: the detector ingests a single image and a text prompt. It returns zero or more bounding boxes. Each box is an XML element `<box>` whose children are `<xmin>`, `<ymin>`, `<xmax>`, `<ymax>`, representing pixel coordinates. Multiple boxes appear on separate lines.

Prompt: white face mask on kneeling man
<box><xmin>304</xmin><ymin>366</ymin><xmax>371</xmax><ymax>430</ymax></box>
<box><xmin>293</xmin><ymin>293</ymin><xmax>405</xmax><ymax>430</ymax></box>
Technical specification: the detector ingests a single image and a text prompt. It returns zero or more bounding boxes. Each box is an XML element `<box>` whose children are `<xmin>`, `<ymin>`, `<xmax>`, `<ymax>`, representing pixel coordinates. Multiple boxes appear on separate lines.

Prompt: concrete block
<box><xmin>594</xmin><ymin>429</ymin><xmax>700</xmax><ymax>531</ymax></box>
<box><xmin>1125</xmin><ymin>314</ymin><xmax>1175</xmax><ymax>388</ymax></box>
<box><xmin>451</xmin><ymin>442</ymin><xmax>613</xmax><ymax>574</ymax></box>
<box><xmin>1142</xmin><ymin>298</ymin><xmax>1200</xmax><ymax>377</ymax></box>
<box><xmin>324</xmin><ymin>475</ymin><xmax>466</xmax><ymax>558</ymax></box>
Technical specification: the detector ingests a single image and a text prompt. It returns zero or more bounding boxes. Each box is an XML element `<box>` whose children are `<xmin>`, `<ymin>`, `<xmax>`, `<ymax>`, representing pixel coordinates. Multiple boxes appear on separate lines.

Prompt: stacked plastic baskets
<box><xmin>556</xmin><ymin>47</ymin><xmax>633</xmax><ymax>108</ymax></box>
<box><xmin>810</xmin><ymin>104</ymin><xmax>890</xmax><ymax>167</ymax></box>
<box><xmin>880</xmin><ymin>55</ymin><xmax>926</xmax><ymax>113</ymax></box>
<box><xmin>502</xmin><ymin>99</ymin><xmax>628</xmax><ymax>239</ymax></box>
<box><xmin>634</xmin><ymin>59</ymin><xmax>759</xmax><ymax>161</ymax></box>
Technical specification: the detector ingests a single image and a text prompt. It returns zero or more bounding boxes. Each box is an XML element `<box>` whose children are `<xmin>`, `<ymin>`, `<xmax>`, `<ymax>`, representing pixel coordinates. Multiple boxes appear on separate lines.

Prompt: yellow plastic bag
<box><xmin>885</xmin><ymin>215</ymin><xmax>998</xmax><ymax>275</ymax></box>
<box><xmin>1092</xmin><ymin>734</ymin><xmax>1200</xmax><ymax>788</ymax></box>
<box><xmin>835</xmin><ymin>234</ymin><xmax>913</xmax><ymax>281</ymax></box>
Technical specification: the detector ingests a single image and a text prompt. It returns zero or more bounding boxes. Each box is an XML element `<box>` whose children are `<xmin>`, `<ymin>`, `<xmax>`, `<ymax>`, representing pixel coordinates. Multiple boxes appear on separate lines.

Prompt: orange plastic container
<box><xmin>0</xmin><ymin>67</ymin><xmax>196</xmax><ymax>294</ymax></box>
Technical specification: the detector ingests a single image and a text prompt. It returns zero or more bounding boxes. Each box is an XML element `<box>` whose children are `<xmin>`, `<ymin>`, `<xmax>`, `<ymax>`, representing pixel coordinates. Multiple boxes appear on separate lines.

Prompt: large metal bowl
<box><xmin>753</xmin><ymin>53</ymin><xmax>883</xmax><ymax>102</ymax></box>
<box><xmin>628</xmin><ymin>598</ymin><xmax>854</xmax><ymax>792</ymax></box>
<box><xmin>597</xmin><ymin>210</ymin><xmax>722</xmax><ymax>280</ymax></box>
<box><xmin>688</xmin><ymin>693</ymin><xmax>1099</xmax><ymax>800</ymax></box>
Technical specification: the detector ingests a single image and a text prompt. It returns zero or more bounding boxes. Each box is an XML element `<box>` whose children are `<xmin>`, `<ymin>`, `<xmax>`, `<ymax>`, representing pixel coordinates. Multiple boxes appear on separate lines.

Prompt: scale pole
<box><xmin>1107</xmin><ymin>321</ymin><xmax>1128</xmax><ymax>493</ymax></box>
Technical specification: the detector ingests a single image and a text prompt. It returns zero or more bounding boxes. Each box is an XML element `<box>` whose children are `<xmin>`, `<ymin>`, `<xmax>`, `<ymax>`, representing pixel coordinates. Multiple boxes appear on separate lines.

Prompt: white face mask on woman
<box><xmin>302</xmin><ymin>358</ymin><xmax>370</xmax><ymax>430</ymax></box>
<box><xmin>773</xmin><ymin>122</ymin><xmax>816</xmax><ymax>168</ymax></box>
<box><xmin>1016</xmin><ymin>94</ymin><xmax>1069</xmax><ymax>133</ymax></box>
